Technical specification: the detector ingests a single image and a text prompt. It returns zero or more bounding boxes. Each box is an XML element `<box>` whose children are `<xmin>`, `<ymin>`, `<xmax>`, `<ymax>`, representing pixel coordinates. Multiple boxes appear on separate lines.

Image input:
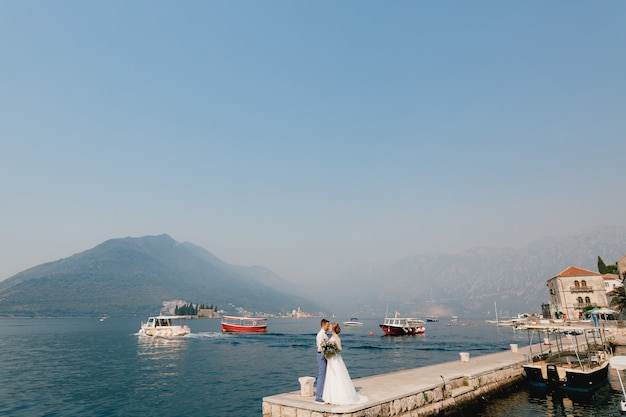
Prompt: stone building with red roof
<box><xmin>546</xmin><ymin>266</ymin><xmax>608</xmax><ymax>320</ymax></box>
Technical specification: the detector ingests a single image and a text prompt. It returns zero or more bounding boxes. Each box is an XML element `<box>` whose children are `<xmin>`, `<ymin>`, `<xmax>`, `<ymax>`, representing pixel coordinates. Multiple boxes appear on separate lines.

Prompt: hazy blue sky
<box><xmin>2</xmin><ymin>2</ymin><xmax>625</xmax><ymax>283</ymax></box>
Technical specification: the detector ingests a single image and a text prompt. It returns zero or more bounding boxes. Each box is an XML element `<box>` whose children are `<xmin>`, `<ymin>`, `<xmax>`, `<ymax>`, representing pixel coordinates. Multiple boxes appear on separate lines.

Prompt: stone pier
<box><xmin>263</xmin><ymin>347</ymin><xmax>527</xmax><ymax>417</ymax></box>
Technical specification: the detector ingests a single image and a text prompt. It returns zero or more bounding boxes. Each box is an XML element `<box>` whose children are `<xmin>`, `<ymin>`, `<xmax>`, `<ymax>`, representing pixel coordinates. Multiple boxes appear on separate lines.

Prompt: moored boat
<box><xmin>609</xmin><ymin>356</ymin><xmax>626</xmax><ymax>412</ymax></box>
<box><xmin>426</xmin><ymin>315</ymin><xmax>439</xmax><ymax>322</ymax></box>
<box><xmin>343</xmin><ymin>318</ymin><xmax>364</xmax><ymax>327</ymax></box>
<box><xmin>379</xmin><ymin>314</ymin><xmax>425</xmax><ymax>336</ymax></box>
<box><xmin>521</xmin><ymin>325</ymin><xmax>612</xmax><ymax>393</ymax></box>
<box><xmin>138</xmin><ymin>315</ymin><xmax>191</xmax><ymax>337</ymax></box>
<box><xmin>221</xmin><ymin>315</ymin><xmax>268</xmax><ymax>333</ymax></box>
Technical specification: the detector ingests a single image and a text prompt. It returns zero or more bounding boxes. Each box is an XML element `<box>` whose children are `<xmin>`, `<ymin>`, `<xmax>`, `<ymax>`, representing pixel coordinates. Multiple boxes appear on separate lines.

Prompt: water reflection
<box><xmin>137</xmin><ymin>334</ymin><xmax>187</xmax><ymax>350</ymax></box>
<box><xmin>528</xmin><ymin>387</ymin><xmax>597</xmax><ymax>416</ymax></box>
<box><xmin>136</xmin><ymin>336</ymin><xmax>188</xmax><ymax>394</ymax></box>
<box><xmin>477</xmin><ymin>383</ymin><xmax>621</xmax><ymax>417</ymax></box>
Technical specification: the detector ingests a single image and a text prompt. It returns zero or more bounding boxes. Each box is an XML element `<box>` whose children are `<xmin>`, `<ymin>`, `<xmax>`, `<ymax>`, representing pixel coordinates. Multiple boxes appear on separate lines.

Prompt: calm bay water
<box><xmin>1</xmin><ymin>317</ymin><xmax>625</xmax><ymax>416</ymax></box>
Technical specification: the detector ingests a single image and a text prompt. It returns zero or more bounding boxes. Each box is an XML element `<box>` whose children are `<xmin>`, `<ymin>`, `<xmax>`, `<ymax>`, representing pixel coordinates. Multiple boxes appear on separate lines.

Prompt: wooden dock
<box><xmin>263</xmin><ymin>346</ymin><xmax>527</xmax><ymax>417</ymax></box>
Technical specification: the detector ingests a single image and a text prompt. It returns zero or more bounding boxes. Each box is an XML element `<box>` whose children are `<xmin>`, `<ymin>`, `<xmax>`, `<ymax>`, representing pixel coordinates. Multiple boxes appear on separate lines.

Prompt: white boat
<box><xmin>486</xmin><ymin>302</ymin><xmax>517</xmax><ymax>326</ymax></box>
<box><xmin>489</xmin><ymin>317</ymin><xmax>527</xmax><ymax>328</ymax></box>
<box><xmin>426</xmin><ymin>315</ymin><xmax>439</xmax><ymax>322</ymax></box>
<box><xmin>138</xmin><ymin>315</ymin><xmax>191</xmax><ymax>337</ymax></box>
<box><xmin>609</xmin><ymin>356</ymin><xmax>626</xmax><ymax>412</ymax></box>
<box><xmin>343</xmin><ymin>318</ymin><xmax>363</xmax><ymax>327</ymax></box>
<box><xmin>99</xmin><ymin>315</ymin><xmax>108</xmax><ymax>322</ymax></box>
<box><xmin>488</xmin><ymin>312</ymin><xmax>538</xmax><ymax>330</ymax></box>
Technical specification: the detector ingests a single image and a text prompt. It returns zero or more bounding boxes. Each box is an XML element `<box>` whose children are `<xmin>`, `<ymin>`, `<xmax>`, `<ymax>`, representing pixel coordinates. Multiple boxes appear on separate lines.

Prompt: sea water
<box><xmin>0</xmin><ymin>317</ymin><xmax>624</xmax><ymax>416</ymax></box>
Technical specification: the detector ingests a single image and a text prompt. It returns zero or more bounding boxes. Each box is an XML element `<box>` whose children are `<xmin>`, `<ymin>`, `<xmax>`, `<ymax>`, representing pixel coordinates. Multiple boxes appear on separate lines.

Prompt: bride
<box><xmin>322</xmin><ymin>322</ymin><xmax>368</xmax><ymax>405</ymax></box>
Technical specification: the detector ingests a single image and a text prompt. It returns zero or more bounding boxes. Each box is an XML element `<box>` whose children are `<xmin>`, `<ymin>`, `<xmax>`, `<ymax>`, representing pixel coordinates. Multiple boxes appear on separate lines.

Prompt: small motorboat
<box><xmin>343</xmin><ymin>318</ymin><xmax>364</xmax><ymax>327</ymax></box>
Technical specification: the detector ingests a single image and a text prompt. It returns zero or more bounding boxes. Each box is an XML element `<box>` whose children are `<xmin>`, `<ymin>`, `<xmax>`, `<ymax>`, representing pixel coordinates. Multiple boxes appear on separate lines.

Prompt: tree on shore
<box><xmin>598</xmin><ymin>256</ymin><xmax>618</xmax><ymax>274</ymax></box>
<box><xmin>174</xmin><ymin>303</ymin><xmax>215</xmax><ymax>315</ymax></box>
<box><xmin>175</xmin><ymin>303</ymin><xmax>198</xmax><ymax>315</ymax></box>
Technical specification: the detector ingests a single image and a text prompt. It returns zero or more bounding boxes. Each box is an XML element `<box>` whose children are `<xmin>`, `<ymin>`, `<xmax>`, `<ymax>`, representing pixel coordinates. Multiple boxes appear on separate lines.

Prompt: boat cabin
<box><xmin>146</xmin><ymin>317</ymin><xmax>175</xmax><ymax>327</ymax></box>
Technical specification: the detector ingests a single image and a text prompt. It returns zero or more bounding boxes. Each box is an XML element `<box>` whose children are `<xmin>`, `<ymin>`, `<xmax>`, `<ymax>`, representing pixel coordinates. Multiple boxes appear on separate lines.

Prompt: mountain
<box><xmin>324</xmin><ymin>225</ymin><xmax>626</xmax><ymax>318</ymax></box>
<box><xmin>2</xmin><ymin>226</ymin><xmax>624</xmax><ymax>319</ymax></box>
<box><xmin>0</xmin><ymin>234</ymin><xmax>322</xmax><ymax>317</ymax></box>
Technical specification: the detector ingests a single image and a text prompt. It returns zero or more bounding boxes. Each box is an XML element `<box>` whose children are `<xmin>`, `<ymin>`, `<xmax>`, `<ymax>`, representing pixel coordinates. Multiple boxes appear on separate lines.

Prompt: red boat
<box><xmin>379</xmin><ymin>316</ymin><xmax>425</xmax><ymax>336</ymax></box>
<box><xmin>221</xmin><ymin>315</ymin><xmax>268</xmax><ymax>333</ymax></box>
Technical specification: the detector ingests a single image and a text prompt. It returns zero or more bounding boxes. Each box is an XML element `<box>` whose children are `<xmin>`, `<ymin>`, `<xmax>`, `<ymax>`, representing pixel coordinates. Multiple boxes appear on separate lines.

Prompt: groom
<box><xmin>315</xmin><ymin>318</ymin><xmax>330</xmax><ymax>403</ymax></box>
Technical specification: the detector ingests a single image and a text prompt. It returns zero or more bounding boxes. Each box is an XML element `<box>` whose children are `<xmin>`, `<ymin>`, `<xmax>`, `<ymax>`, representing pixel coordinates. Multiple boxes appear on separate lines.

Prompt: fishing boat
<box><xmin>379</xmin><ymin>313</ymin><xmax>425</xmax><ymax>336</ymax></box>
<box><xmin>343</xmin><ymin>318</ymin><xmax>363</xmax><ymax>327</ymax></box>
<box><xmin>221</xmin><ymin>315</ymin><xmax>268</xmax><ymax>333</ymax></box>
<box><xmin>521</xmin><ymin>325</ymin><xmax>612</xmax><ymax>393</ymax></box>
<box><xmin>138</xmin><ymin>315</ymin><xmax>191</xmax><ymax>337</ymax></box>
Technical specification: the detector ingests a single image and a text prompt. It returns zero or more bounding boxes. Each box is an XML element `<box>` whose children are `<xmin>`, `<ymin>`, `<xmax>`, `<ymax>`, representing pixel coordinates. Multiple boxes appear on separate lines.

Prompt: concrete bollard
<box><xmin>460</xmin><ymin>352</ymin><xmax>470</xmax><ymax>362</ymax></box>
<box><xmin>298</xmin><ymin>376</ymin><xmax>316</xmax><ymax>397</ymax></box>
<box><xmin>510</xmin><ymin>344</ymin><xmax>518</xmax><ymax>352</ymax></box>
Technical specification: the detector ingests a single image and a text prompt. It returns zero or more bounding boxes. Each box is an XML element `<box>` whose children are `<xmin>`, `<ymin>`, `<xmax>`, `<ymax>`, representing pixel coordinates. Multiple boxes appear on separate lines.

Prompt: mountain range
<box><xmin>0</xmin><ymin>226</ymin><xmax>624</xmax><ymax>318</ymax></box>
<box><xmin>326</xmin><ymin>225</ymin><xmax>626</xmax><ymax>318</ymax></box>
<box><xmin>0</xmin><ymin>234</ymin><xmax>321</xmax><ymax>317</ymax></box>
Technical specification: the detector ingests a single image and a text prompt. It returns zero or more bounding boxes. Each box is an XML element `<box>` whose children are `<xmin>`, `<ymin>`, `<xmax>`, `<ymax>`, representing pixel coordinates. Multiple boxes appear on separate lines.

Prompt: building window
<box><xmin>585</xmin><ymin>297</ymin><xmax>591</xmax><ymax>304</ymax></box>
<box><xmin>581</xmin><ymin>280</ymin><xmax>587</xmax><ymax>287</ymax></box>
<box><xmin>574</xmin><ymin>280</ymin><xmax>580</xmax><ymax>287</ymax></box>
<box><xmin>577</xmin><ymin>297</ymin><xmax>583</xmax><ymax>304</ymax></box>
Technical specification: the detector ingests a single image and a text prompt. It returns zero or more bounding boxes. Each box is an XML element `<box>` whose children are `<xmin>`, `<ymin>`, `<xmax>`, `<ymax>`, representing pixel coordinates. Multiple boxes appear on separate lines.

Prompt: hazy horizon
<box><xmin>2</xmin><ymin>2</ymin><xmax>625</xmax><ymax>283</ymax></box>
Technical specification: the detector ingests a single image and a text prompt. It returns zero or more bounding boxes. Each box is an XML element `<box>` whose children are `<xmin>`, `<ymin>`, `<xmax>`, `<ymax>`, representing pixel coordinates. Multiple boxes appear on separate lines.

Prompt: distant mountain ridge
<box><xmin>326</xmin><ymin>225</ymin><xmax>626</xmax><ymax>318</ymax></box>
<box><xmin>0</xmin><ymin>234</ymin><xmax>321</xmax><ymax>317</ymax></box>
<box><xmin>1</xmin><ymin>226</ymin><xmax>624</xmax><ymax>318</ymax></box>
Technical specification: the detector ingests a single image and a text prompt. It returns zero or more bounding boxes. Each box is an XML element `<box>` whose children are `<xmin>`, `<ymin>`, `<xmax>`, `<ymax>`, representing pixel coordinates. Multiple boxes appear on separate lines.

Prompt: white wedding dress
<box><xmin>322</xmin><ymin>336</ymin><xmax>368</xmax><ymax>405</ymax></box>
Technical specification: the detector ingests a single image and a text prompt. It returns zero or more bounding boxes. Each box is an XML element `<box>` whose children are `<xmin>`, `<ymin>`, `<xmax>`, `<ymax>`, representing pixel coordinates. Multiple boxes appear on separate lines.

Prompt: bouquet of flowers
<box><xmin>321</xmin><ymin>339</ymin><xmax>341</xmax><ymax>358</ymax></box>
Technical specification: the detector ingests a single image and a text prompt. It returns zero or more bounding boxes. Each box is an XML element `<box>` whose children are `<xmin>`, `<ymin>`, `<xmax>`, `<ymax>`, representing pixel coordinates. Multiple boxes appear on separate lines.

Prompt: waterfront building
<box><xmin>198</xmin><ymin>308</ymin><xmax>220</xmax><ymax>318</ymax></box>
<box><xmin>604</xmin><ymin>273</ymin><xmax>624</xmax><ymax>294</ymax></box>
<box><xmin>546</xmin><ymin>266</ymin><xmax>608</xmax><ymax>320</ymax></box>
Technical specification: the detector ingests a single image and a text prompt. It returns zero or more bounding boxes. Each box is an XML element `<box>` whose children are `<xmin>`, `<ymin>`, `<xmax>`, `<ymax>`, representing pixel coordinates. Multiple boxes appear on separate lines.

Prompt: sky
<box><xmin>1</xmin><ymin>2</ymin><xmax>625</xmax><ymax>284</ymax></box>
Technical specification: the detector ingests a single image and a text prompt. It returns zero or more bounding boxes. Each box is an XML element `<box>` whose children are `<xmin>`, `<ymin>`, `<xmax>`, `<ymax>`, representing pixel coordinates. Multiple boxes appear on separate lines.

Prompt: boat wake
<box><xmin>186</xmin><ymin>332</ymin><xmax>226</xmax><ymax>339</ymax></box>
<box><xmin>134</xmin><ymin>331</ymin><xmax>225</xmax><ymax>340</ymax></box>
